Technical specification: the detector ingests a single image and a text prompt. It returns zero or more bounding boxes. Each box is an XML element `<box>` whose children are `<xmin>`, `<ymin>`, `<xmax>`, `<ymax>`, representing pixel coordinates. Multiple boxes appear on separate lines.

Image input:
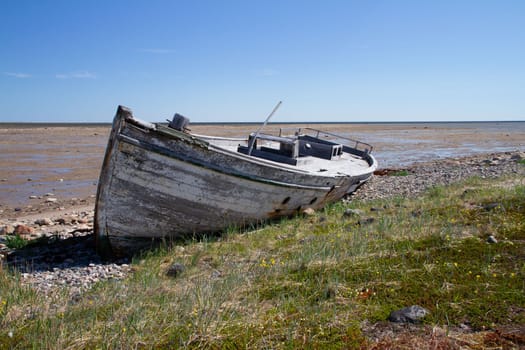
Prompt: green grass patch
<box><xmin>4</xmin><ymin>234</ymin><xmax>29</xmax><ymax>249</ymax></box>
<box><xmin>4</xmin><ymin>234</ymin><xmax>56</xmax><ymax>250</ymax></box>
<box><xmin>1</xmin><ymin>175</ymin><xmax>524</xmax><ymax>348</ymax></box>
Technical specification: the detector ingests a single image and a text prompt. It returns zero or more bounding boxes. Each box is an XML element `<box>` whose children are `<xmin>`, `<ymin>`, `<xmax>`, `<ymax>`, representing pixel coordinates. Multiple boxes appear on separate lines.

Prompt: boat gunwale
<box><xmin>122</xmin><ymin>107</ymin><xmax>377</xmax><ymax>172</ymax></box>
<box><xmin>117</xmin><ymin>133</ymin><xmax>336</xmax><ymax>191</ymax></box>
<box><xmin>126</xmin><ymin>116</ymin><xmax>378</xmax><ymax>177</ymax></box>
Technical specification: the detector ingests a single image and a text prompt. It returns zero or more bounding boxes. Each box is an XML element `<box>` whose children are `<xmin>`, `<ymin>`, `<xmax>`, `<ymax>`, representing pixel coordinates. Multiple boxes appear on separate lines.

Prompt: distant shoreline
<box><xmin>1</xmin><ymin>120</ymin><xmax>524</xmax><ymax>128</ymax></box>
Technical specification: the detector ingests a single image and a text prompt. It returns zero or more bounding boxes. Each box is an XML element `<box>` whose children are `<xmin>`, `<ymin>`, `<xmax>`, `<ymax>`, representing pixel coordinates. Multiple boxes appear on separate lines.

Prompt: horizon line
<box><xmin>1</xmin><ymin>120</ymin><xmax>524</xmax><ymax>127</ymax></box>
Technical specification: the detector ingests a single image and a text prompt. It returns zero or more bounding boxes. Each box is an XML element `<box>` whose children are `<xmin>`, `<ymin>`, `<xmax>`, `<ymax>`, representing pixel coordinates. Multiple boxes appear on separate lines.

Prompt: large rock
<box><xmin>388</xmin><ymin>305</ymin><xmax>429</xmax><ymax>323</ymax></box>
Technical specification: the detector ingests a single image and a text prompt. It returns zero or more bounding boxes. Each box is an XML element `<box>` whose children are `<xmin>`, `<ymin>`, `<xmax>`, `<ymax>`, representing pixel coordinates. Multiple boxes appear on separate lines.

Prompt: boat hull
<box><xmin>95</xmin><ymin>106</ymin><xmax>377</xmax><ymax>257</ymax></box>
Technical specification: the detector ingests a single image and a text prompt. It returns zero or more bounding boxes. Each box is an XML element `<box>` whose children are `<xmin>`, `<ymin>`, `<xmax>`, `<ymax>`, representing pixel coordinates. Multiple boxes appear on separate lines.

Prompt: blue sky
<box><xmin>1</xmin><ymin>0</ymin><xmax>524</xmax><ymax>122</ymax></box>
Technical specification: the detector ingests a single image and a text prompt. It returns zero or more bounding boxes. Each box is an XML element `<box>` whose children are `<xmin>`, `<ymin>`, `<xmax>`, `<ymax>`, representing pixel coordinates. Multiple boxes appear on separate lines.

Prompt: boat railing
<box><xmin>299</xmin><ymin>128</ymin><xmax>374</xmax><ymax>154</ymax></box>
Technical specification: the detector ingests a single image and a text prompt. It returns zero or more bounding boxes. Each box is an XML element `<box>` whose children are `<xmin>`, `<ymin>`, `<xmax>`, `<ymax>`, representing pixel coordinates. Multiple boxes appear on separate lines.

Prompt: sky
<box><xmin>1</xmin><ymin>0</ymin><xmax>524</xmax><ymax>123</ymax></box>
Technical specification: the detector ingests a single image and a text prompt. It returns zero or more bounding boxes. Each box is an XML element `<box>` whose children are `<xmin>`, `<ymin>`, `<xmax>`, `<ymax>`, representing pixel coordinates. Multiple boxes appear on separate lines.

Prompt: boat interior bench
<box><xmin>238</xmin><ymin>133</ymin><xmax>344</xmax><ymax>165</ymax></box>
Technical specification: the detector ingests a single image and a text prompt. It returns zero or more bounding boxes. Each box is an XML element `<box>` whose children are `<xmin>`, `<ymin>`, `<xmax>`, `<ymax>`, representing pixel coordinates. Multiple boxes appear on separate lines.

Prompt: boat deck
<box><xmin>204</xmin><ymin>136</ymin><xmax>373</xmax><ymax>177</ymax></box>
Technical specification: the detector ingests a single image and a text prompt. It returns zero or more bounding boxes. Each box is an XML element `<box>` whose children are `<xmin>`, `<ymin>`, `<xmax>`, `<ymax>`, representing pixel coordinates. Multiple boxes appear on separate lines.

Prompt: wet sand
<box><xmin>0</xmin><ymin>126</ymin><xmax>109</xmax><ymax>209</ymax></box>
<box><xmin>1</xmin><ymin>122</ymin><xmax>524</xmax><ymax>219</ymax></box>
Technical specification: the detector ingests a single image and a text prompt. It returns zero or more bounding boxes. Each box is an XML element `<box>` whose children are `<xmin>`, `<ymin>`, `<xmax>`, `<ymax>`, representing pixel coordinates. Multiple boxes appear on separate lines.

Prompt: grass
<box><xmin>4</xmin><ymin>235</ymin><xmax>28</xmax><ymax>249</ymax></box>
<box><xmin>1</xmin><ymin>175</ymin><xmax>524</xmax><ymax>349</ymax></box>
<box><xmin>4</xmin><ymin>233</ymin><xmax>56</xmax><ymax>250</ymax></box>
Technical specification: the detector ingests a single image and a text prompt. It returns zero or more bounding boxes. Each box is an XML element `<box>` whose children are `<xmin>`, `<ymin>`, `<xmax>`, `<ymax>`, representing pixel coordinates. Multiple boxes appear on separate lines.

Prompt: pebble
<box><xmin>487</xmin><ymin>235</ymin><xmax>498</xmax><ymax>244</ymax></box>
<box><xmin>14</xmin><ymin>224</ymin><xmax>34</xmax><ymax>235</ymax></box>
<box><xmin>358</xmin><ymin>217</ymin><xmax>376</xmax><ymax>225</ymax></box>
<box><xmin>388</xmin><ymin>305</ymin><xmax>429</xmax><ymax>323</ymax></box>
<box><xmin>0</xmin><ymin>224</ymin><xmax>15</xmax><ymax>235</ymax></box>
<box><xmin>302</xmin><ymin>208</ymin><xmax>316</xmax><ymax>216</ymax></box>
<box><xmin>35</xmin><ymin>218</ymin><xmax>54</xmax><ymax>226</ymax></box>
<box><xmin>166</xmin><ymin>263</ymin><xmax>186</xmax><ymax>278</ymax></box>
<box><xmin>55</xmin><ymin>218</ymin><xmax>69</xmax><ymax>225</ymax></box>
<box><xmin>483</xmin><ymin>203</ymin><xmax>500</xmax><ymax>211</ymax></box>
<box><xmin>343</xmin><ymin>208</ymin><xmax>364</xmax><ymax>217</ymax></box>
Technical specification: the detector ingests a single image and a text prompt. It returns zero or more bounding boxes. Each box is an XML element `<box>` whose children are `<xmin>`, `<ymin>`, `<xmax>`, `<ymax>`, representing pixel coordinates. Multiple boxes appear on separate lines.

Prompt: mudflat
<box><xmin>0</xmin><ymin>126</ymin><xmax>109</xmax><ymax>212</ymax></box>
<box><xmin>1</xmin><ymin>122</ymin><xmax>524</xmax><ymax>220</ymax></box>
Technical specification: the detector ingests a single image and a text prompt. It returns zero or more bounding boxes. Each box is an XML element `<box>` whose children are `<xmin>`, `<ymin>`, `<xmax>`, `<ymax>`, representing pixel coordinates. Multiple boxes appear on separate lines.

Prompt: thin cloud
<box><xmin>56</xmin><ymin>71</ymin><xmax>97</xmax><ymax>79</ymax></box>
<box><xmin>138</xmin><ymin>48</ymin><xmax>176</xmax><ymax>54</ymax></box>
<box><xmin>4</xmin><ymin>72</ymin><xmax>32</xmax><ymax>78</ymax></box>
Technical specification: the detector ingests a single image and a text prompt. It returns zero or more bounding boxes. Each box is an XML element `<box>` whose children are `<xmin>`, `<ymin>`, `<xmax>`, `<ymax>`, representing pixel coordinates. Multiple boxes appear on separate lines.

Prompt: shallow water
<box><xmin>343</xmin><ymin>122</ymin><xmax>525</xmax><ymax>167</ymax></box>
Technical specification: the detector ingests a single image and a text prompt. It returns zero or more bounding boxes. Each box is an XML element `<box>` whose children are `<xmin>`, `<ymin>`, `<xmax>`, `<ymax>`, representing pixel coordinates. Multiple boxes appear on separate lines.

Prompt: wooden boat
<box><xmin>95</xmin><ymin>105</ymin><xmax>377</xmax><ymax>257</ymax></box>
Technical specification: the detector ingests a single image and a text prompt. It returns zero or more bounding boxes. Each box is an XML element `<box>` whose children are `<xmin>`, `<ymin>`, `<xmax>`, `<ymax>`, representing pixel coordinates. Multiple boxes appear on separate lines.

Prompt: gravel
<box><xmin>4</xmin><ymin>232</ymin><xmax>131</xmax><ymax>296</ymax></box>
<box><xmin>352</xmin><ymin>151</ymin><xmax>524</xmax><ymax>201</ymax></box>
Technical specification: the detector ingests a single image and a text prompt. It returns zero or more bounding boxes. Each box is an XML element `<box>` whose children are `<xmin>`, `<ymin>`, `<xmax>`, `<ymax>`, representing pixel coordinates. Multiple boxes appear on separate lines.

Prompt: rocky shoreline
<box><xmin>1</xmin><ymin>151</ymin><xmax>524</xmax><ymax>296</ymax></box>
<box><xmin>353</xmin><ymin>151</ymin><xmax>524</xmax><ymax>201</ymax></box>
<box><xmin>0</xmin><ymin>206</ymin><xmax>131</xmax><ymax>297</ymax></box>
